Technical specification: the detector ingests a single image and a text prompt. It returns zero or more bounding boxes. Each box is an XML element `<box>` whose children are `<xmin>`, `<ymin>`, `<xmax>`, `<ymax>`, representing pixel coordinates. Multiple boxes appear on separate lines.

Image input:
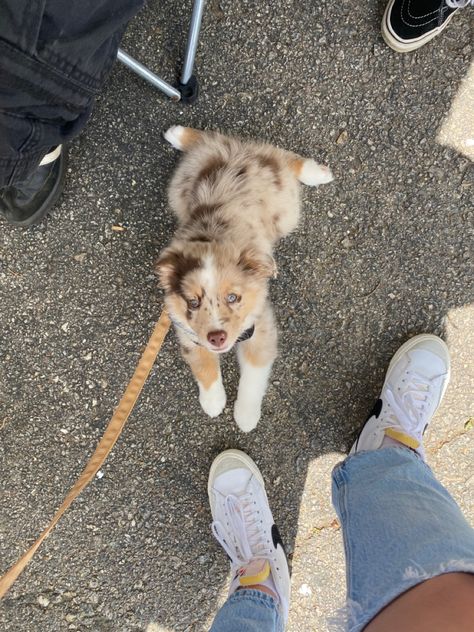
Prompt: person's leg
<box><xmin>331</xmin><ymin>334</ymin><xmax>474</xmax><ymax>632</ymax></box>
<box><xmin>364</xmin><ymin>572</ymin><xmax>474</xmax><ymax>632</ymax></box>
<box><xmin>0</xmin><ymin>0</ymin><xmax>145</xmax><ymax>225</ymax></box>
<box><xmin>207</xmin><ymin>450</ymin><xmax>289</xmax><ymax>632</ymax></box>
<box><xmin>381</xmin><ymin>0</ymin><xmax>472</xmax><ymax>53</ymax></box>
<box><xmin>210</xmin><ymin>589</ymin><xmax>283</xmax><ymax>632</ymax></box>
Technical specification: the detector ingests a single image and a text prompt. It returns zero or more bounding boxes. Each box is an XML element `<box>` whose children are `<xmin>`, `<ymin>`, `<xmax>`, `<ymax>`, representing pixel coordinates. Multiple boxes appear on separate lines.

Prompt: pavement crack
<box><xmin>296</xmin><ymin>518</ymin><xmax>341</xmax><ymax>548</ymax></box>
<box><xmin>427</xmin><ymin>424</ymin><xmax>472</xmax><ymax>455</ymax></box>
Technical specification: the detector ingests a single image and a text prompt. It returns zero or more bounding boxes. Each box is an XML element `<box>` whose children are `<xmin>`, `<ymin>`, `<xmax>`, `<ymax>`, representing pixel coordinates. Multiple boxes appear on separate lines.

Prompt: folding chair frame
<box><xmin>117</xmin><ymin>0</ymin><xmax>205</xmax><ymax>104</ymax></box>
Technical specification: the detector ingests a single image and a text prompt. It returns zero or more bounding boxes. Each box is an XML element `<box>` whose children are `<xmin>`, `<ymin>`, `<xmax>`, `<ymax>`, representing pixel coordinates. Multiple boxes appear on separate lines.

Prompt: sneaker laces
<box><xmin>445</xmin><ymin>0</ymin><xmax>473</xmax><ymax>8</ymax></box>
<box><xmin>211</xmin><ymin>493</ymin><xmax>272</xmax><ymax>566</ymax></box>
<box><xmin>383</xmin><ymin>369</ymin><xmax>445</xmax><ymax>439</ymax></box>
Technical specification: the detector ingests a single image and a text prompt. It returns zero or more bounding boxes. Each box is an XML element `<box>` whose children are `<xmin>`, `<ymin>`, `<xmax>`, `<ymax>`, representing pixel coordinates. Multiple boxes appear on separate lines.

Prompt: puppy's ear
<box><xmin>238</xmin><ymin>248</ymin><xmax>277</xmax><ymax>279</ymax></box>
<box><xmin>155</xmin><ymin>247</ymin><xmax>200</xmax><ymax>293</ymax></box>
<box><xmin>155</xmin><ymin>248</ymin><xmax>177</xmax><ymax>292</ymax></box>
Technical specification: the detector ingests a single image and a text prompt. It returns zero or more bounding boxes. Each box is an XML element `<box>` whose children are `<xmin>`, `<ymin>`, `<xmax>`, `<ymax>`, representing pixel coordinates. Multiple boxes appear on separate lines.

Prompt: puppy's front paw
<box><xmin>199</xmin><ymin>381</ymin><xmax>226</xmax><ymax>418</ymax></box>
<box><xmin>164</xmin><ymin>125</ymin><xmax>185</xmax><ymax>150</ymax></box>
<box><xmin>233</xmin><ymin>398</ymin><xmax>261</xmax><ymax>433</ymax></box>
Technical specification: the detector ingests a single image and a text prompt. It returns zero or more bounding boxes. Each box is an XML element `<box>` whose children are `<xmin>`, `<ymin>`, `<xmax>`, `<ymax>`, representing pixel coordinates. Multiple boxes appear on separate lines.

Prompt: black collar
<box><xmin>236</xmin><ymin>324</ymin><xmax>255</xmax><ymax>343</ymax></box>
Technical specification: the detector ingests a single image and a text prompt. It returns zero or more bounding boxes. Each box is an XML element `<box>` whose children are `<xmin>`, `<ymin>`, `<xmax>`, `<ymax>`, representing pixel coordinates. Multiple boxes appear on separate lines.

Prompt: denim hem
<box><xmin>227</xmin><ymin>589</ymin><xmax>279</xmax><ymax>610</ymax></box>
<box><xmin>332</xmin><ymin>445</ymin><xmax>425</xmax><ymax>476</ymax></box>
<box><xmin>210</xmin><ymin>588</ymin><xmax>284</xmax><ymax>632</ymax></box>
<box><xmin>0</xmin><ymin>145</ymin><xmax>51</xmax><ymax>187</ymax></box>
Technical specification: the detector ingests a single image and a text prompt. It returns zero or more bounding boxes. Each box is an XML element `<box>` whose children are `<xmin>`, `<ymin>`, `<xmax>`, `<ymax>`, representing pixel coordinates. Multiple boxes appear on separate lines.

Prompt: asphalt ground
<box><xmin>1</xmin><ymin>1</ymin><xmax>473</xmax><ymax>630</ymax></box>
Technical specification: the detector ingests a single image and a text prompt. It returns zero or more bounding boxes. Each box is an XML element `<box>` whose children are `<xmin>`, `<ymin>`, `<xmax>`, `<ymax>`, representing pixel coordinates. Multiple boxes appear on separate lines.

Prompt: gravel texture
<box><xmin>1</xmin><ymin>1</ymin><xmax>473</xmax><ymax>631</ymax></box>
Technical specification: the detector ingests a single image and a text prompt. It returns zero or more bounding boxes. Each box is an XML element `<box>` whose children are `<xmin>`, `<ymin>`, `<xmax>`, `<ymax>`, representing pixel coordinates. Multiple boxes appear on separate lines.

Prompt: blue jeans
<box><xmin>209</xmin><ymin>448</ymin><xmax>474</xmax><ymax>632</ymax></box>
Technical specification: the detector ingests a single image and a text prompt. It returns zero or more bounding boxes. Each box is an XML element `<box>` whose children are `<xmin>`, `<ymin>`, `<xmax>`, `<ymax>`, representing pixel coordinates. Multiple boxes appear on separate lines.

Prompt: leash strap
<box><xmin>0</xmin><ymin>310</ymin><xmax>171</xmax><ymax>599</ymax></box>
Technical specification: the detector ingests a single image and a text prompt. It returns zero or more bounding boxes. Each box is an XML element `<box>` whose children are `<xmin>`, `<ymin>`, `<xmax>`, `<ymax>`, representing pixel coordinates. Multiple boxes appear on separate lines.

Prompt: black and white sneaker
<box><xmin>0</xmin><ymin>145</ymin><xmax>67</xmax><ymax>227</ymax></box>
<box><xmin>208</xmin><ymin>449</ymin><xmax>291</xmax><ymax>622</ymax></box>
<box><xmin>382</xmin><ymin>0</ymin><xmax>472</xmax><ymax>53</ymax></box>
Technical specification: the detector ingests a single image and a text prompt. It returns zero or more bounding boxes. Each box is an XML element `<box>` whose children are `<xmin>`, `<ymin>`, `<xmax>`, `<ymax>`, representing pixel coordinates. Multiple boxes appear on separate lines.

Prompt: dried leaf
<box><xmin>336</xmin><ymin>130</ymin><xmax>348</xmax><ymax>145</ymax></box>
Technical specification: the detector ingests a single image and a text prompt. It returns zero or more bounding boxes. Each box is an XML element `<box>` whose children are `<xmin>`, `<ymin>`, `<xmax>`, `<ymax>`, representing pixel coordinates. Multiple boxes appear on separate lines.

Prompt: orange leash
<box><xmin>0</xmin><ymin>310</ymin><xmax>171</xmax><ymax>599</ymax></box>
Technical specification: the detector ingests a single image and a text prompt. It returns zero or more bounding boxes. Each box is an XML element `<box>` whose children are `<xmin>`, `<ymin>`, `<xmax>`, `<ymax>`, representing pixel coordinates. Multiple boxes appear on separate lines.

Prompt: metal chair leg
<box><xmin>181</xmin><ymin>0</ymin><xmax>206</xmax><ymax>85</ymax></box>
<box><xmin>117</xmin><ymin>49</ymin><xmax>181</xmax><ymax>101</ymax></box>
<box><xmin>117</xmin><ymin>0</ymin><xmax>206</xmax><ymax>104</ymax></box>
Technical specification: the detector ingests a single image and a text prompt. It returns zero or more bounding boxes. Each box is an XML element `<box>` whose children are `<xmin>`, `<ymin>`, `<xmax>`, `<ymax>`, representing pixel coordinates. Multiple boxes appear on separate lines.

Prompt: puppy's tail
<box><xmin>289</xmin><ymin>156</ymin><xmax>334</xmax><ymax>187</ymax></box>
<box><xmin>164</xmin><ymin>125</ymin><xmax>204</xmax><ymax>151</ymax></box>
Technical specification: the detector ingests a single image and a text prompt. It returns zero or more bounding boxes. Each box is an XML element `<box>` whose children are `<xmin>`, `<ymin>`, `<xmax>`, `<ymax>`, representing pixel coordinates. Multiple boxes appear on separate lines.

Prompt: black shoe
<box><xmin>0</xmin><ymin>145</ymin><xmax>67</xmax><ymax>227</ymax></box>
<box><xmin>382</xmin><ymin>0</ymin><xmax>465</xmax><ymax>52</ymax></box>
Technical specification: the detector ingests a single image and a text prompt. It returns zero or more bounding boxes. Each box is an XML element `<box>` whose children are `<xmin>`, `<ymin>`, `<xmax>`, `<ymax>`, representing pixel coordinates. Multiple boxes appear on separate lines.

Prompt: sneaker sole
<box><xmin>208</xmin><ymin>449</ymin><xmax>267</xmax><ymax>503</ymax></box>
<box><xmin>383</xmin><ymin>333</ymin><xmax>451</xmax><ymax>410</ymax></box>
<box><xmin>381</xmin><ymin>0</ymin><xmax>458</xmax><ymax>53</ymax></box>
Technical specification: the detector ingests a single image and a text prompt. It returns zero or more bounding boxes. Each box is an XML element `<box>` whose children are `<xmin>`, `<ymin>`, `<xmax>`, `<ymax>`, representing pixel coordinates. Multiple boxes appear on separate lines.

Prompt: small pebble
<box><xmin>296</xmin><ymin>455</ymin><xmax>305</xmax><ymax>474</ymax></box>
<box><xmin>298</xmin><ymin>583</ymin><xmax>312</xmax><ymax>596</ymax></box>
<box><xmin>37</xmin><ymin>595</ymin><xmax>50</xmax><ymax>608</ymax></box>
<box><xmin>299</xmin><ymin>361</ymin><xmax>309</xmax><ymax>374</ymax></box>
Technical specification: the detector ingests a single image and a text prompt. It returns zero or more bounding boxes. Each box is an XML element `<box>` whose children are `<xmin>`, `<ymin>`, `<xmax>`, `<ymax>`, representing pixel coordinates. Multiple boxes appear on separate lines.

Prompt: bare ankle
<box><xmin>238</xmin><ymin>584</ymin><xmax>277</xmax><ymax>600</ymax></box>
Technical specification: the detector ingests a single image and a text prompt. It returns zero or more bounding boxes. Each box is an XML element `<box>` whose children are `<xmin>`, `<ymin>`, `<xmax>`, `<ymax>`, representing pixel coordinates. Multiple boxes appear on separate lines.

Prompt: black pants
<box><xmin>0</xmin><ymin>0</ymin><xmax>145</xmax><ymax>186</ymax></box>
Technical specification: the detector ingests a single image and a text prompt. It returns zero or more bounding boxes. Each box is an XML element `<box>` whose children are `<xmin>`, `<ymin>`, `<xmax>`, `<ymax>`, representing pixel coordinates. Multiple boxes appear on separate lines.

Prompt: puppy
<box><xmin>157</xmin><ymin>126</ymin><xmax>333</xmax><ymax>432</ymax></box>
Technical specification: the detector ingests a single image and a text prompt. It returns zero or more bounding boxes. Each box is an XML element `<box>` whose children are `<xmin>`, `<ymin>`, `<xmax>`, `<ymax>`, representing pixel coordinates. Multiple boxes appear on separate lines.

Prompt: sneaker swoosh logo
<box><xmin>367</xmin><ymin>398</ymin><xmax>383</xmax><ymax>420</ymax></box>
<box><xmin>354</xmin><ymin>398</ymin><xmax>383</xmax><ymax>451</ymax></box>
<box><xmin>271</xmin><ymin>524</ymin><xmax>286</xmax><ymax>554</ymax></box>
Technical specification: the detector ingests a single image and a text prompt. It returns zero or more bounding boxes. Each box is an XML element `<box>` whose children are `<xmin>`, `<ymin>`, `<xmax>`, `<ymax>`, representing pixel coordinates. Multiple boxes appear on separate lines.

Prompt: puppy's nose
<box><xmin>207</xmin><ymin>330</ymin><xmax>227</xmax><ymax>348</ymax></box>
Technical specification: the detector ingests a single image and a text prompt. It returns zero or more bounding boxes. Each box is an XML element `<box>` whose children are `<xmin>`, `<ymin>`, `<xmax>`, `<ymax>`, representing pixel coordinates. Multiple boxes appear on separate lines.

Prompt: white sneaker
<box><xmin>208</xmin><ymin>449</ymin><xmax>290</xmax><ymax>622</ymax></box>
<box><xmin>350</xmin><ymin>334</ymin><xmax>451</xmax><ymax>460</ymax></box>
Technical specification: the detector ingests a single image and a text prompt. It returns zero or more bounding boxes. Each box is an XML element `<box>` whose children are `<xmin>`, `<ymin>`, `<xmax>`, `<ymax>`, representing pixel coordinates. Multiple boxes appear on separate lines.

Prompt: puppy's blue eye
<box><xmin>227</xmin><ymin>293</ymin><xmax>238</xmax><ymax>304</ymax></box>
<box><xmin>188</xmin><ymin>298</ymin><xmax>200</xmax><ymax>309</ymax></box>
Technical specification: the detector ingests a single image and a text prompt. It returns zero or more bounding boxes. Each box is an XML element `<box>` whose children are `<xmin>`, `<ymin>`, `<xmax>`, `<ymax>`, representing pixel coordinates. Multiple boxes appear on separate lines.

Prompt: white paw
<box><xmin>164</xmin><ymin>125</ymin><xmax>185</xmax><ymax>150</ymax></box>
<box><xmin>199</xmin><ymin>381</ymin><xmax>226</xmax><ymax>418</ymax></box>
<box><xmin>233</xmin><ymin>398</ymin><xmax>261</xmax><ymax>433</ymax></box>
<box><xmin>299</xmin><ymin>159</ymin><xmax>334</xmax><ymax>186</ymax></box>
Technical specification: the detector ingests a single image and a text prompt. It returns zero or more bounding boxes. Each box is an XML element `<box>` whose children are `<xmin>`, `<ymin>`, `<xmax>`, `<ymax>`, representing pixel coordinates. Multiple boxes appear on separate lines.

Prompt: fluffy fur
<box><xmin>157</xmin><ymin>126</ymin><xmax>333</xmax><ymax>432</ymax></box>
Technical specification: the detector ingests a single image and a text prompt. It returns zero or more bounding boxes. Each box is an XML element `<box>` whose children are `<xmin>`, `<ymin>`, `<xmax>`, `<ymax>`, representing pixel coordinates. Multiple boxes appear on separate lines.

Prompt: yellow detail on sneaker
<box><xmin>239</xmin><ymin>560</ymin><xmax>271</xmax><ymax>586</ymax></box>
<box><xmin>385</xmin><ymin>428</ymin><xmax>420</xmax><ymax>449</ymax></box>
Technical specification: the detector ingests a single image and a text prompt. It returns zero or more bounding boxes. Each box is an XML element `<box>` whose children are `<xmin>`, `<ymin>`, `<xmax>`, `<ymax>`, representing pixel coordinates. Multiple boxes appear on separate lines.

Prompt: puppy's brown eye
<box><xmin>188</xmin><ymin>298</ymin><xmax>201</xmax><ymax>310</ymax></box>
<box><xmin>226</xmin><ymin>293</ymin><xmax>238</xmax><ymax>304</ymax></box>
